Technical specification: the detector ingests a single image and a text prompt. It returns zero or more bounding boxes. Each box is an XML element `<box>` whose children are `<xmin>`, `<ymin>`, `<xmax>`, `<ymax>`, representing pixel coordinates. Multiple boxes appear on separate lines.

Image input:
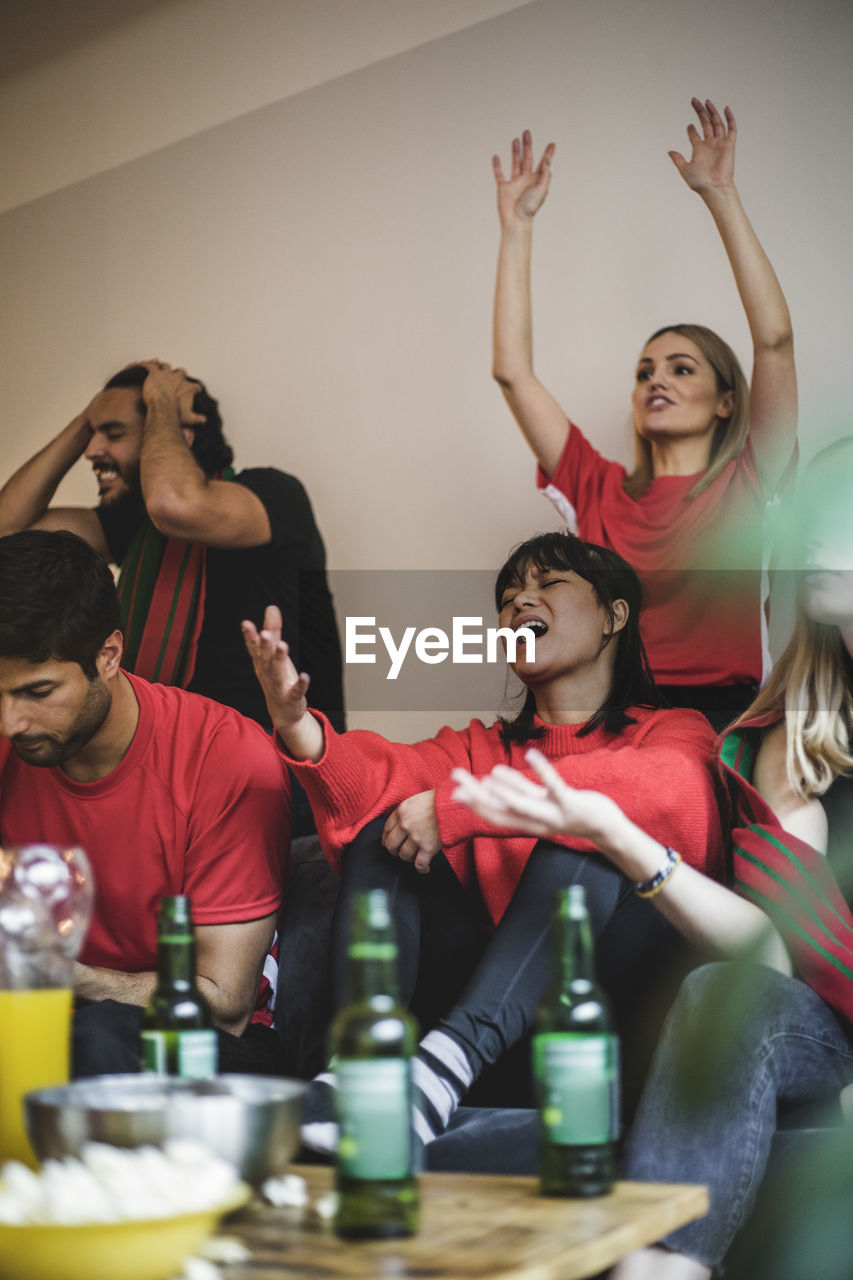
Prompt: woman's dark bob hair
<box><xmin>494</xmin><ymin>530</ymin><xmax>661</xmax><ymax>742</ymax></box>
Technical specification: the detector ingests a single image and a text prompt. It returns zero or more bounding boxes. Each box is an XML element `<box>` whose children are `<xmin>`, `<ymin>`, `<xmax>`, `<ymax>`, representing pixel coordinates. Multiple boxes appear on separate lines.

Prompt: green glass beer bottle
<box><xmin>140</xmin><ymin>895</ymin><xmax>217</xmax><ymax>1079</ymax></box>
<box><xmin>533</xmin><ymin>884</ymin><xmax>618</xmax><ymax>1196</ymax></box>
<box><xmin>329</xmin><ymin>888</ymin><xmax>419</xmax><ymax>1239</ymax></box>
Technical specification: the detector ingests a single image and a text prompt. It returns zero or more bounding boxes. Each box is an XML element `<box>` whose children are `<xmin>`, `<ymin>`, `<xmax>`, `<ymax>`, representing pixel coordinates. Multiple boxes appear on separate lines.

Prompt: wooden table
<box><xmin>220</xmin><ymin>1165</ymin><xmax>709</xmax><ymax>1279</ymax></box>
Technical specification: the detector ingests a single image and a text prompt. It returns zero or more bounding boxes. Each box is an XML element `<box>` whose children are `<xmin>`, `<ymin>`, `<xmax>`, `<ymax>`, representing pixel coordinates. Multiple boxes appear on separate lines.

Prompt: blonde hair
<box><xmin>738</xmin><ymin>618</ymin><xmax>853</xmax><ymax>798</ymax></box>
<box><xmin>735</xmin><ymin>436</ymin><xmax>853</xmax><ymax>797</ymax></box>
<box><xmin>623</xmin><ymin>324</ymin><xmax>750</xmax><ymax>501</ymax></box>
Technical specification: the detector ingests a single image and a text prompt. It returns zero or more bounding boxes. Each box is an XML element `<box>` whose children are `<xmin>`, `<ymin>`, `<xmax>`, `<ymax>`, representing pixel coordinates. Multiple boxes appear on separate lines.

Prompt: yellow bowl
<box><xmin>0</xmin><ymin>1184</ymin><xmax>250</xmax><ymax>1280</ymax></box>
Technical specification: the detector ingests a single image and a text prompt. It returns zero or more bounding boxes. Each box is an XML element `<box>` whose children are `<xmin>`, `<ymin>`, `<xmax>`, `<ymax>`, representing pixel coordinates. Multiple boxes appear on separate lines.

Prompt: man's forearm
<box><xmin>74</xmin><ymin>961</ymin><xmax>158</xmax><ymax>1007</ymax></box>
<box><xmin>74</xmin><ymin>962</ymin><xmax>254</xmax><ymax>1035</ymax></box>
<box><xmin>0</xmin><ymin>413</ymin><xmax>91</xmax><ymax>535</ymax></box>
<box><xmin>140</xmin><ymin>390</ymin><xmax>208</xmax><ymax>519</ymax></box>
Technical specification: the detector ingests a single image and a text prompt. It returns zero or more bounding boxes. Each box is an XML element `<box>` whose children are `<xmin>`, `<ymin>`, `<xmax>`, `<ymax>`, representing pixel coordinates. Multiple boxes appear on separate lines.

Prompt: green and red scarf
<box><xmin>115</xmin><ymin>470</ymin><xmax>236</xmax><ymax>687</ymax></box>
<box><xmin>721</xmin><ymin>714</ymin><xmax>853</xmax><ymax>1026</ymax></box>
<box><xmin>116</xmin><ymin>522</ymin><xmax>206</xmax><ymax>688</ymax></box>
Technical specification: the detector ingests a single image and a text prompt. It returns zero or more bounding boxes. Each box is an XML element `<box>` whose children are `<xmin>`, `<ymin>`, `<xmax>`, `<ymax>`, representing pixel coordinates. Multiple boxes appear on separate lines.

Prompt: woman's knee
<box><xmin>674</xmin><ymin>961</ymin><xmax>739</xmax><ymax>1010</ymax></box>
<box><xmin>341</xmin><ymin>814</ymin><xmax>391</xmax><ymax>876</ymax></box>
<box><xmin>660</xmin><ymin>962</ymin><xmax>823</xmax><ymax>1091</ymax></box>
<box><xmin>516</xmin><ymin>841</ymin><xmax>623</xmax><ymax>934</ymax></box>
<box><xmin>675</xmin><ymin>962</ymin><xmax>811</xmax><ymax>1029</ymax></box>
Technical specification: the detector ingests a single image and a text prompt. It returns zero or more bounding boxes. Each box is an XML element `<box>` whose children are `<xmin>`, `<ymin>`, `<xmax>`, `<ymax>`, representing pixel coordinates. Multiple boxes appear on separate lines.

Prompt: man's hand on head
<box><xmin>136</xmin><ymin>360</ymin><xmax>206</xmax><ymax>427</ymax></box>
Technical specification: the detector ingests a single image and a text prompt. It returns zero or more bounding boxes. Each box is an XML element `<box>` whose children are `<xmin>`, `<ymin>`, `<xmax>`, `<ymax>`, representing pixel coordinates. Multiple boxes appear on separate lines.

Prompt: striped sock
<box><xmin>411</xmin><ymin>1029</ymin><xmax>474</xmax><ymax>1146</ymax></box>
<box><xmin>300</xmin><ymin>1071</ymin><xmax>339</xmax><ymax>1156</ymax></box>
<box><xmin>300</xmin><ymin>1033</ymin><xmax>475</xmax><ymax>1156</ymax></box>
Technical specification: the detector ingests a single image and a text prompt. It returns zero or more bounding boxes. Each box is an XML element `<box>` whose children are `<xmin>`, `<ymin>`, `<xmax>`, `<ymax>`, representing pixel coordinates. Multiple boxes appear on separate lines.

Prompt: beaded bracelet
<box><xmin>634</xmin><ymin>847</ymin><xmax>682</xmax><ymax>899</ymax></box>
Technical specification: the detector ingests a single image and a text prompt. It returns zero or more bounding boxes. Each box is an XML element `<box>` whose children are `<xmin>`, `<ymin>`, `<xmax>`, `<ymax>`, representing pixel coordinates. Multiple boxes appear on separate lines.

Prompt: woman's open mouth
<box><xmin>513</xmin><ymin>616</ymin><xmax>548</xmax><ymax>638</ymax></box>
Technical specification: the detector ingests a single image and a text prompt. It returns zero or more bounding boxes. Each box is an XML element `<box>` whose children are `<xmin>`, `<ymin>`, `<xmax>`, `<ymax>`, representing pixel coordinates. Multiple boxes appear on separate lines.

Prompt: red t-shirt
<box><xmin>0</xmin><ymin>673</ymin><xmax>290</xmax><ymax>1015</ymax></box>
<box><xmin>538</xmin><ymin>423</ymin><xmax>770</xmax><ymax>687</ymax></box>
<box><xmin>285</xmin><ymin>705</ymin><xmax>726</xmax><ymax>927</ymax></box>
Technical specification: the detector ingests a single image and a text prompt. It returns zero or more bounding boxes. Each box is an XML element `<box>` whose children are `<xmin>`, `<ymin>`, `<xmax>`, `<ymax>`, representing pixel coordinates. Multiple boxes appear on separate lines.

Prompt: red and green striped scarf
<box><xmin>116</xmin><ymin>470</ymin><xmax>236</xmax><ymax>687</ymax></box>
<box><xmin>721</xmin><ymin>716</ymin><xmax>853</xmax><ymax>1025</ymax></box>
<box><xmin>116</xmin><ymin>523</ymin><xmax>206</xmax><ymax>688</ymax></box>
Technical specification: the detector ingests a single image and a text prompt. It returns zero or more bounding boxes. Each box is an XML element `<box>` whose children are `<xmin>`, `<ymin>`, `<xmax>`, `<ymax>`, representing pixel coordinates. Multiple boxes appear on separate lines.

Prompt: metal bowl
<box><xmin>25</xmin><ymin>1074</ymin><xmax>307</xmax><ymax>1187</ymax></box>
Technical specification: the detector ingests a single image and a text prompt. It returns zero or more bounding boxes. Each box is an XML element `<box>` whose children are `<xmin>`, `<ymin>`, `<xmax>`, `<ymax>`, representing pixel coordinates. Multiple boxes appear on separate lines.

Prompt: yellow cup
<box><xmin>0</xmin><ymin>986</ymin><xmax>73</xmax><ymax>1167</ymax></box>
<box><xmin>0</xmin><ymin>843</ymin><xmax>92</xmax><ymax>1167</ymax></box>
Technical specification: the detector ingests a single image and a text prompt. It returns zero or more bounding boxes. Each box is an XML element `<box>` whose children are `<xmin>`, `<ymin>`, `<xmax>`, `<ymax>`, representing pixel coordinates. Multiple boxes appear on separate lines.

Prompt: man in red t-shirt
<box><xmin>0</xmin><ymin>529</ymin><xmax>290</xmax><ymax>1072</ymax></box>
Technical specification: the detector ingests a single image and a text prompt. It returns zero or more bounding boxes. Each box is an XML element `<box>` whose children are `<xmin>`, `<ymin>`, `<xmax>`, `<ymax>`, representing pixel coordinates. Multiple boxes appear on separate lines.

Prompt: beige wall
<box><xmin>2</xmin><ymin>0</ymin><xmax>851</xmax><ymax>737</ymax></box>
<box><xmin>0</xmin><ymin>0</ymin><xmax>538</xmax><ymax>212</ymax></box>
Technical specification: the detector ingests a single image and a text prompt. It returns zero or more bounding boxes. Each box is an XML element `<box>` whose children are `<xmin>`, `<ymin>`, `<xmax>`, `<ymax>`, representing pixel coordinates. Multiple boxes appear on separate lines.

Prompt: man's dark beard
<box><xmin>97</xmin><ymin>478</ymin><xmax>144</xmax><ymax>517</ymax></box>
<box><xmin>11</xmin><ymin>677</ymin><xmax>112</xmax><ymax>769</ymax></box>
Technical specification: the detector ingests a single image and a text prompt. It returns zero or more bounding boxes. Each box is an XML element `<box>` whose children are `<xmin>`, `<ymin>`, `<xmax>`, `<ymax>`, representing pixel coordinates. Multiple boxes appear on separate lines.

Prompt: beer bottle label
<box><xmin>141</xmin><ymin>1029</ymin><xmax>217</xmax><ymax>1078</ymax></box>
<box><xmin>336</xmin><ymin>1058</ymin><xmax>412</xmax><ymax>1179</ymax></box>
<box><xmin>177</xmin><ymin>1029</ymin><xmax>217</xmax><ymax>1078</ymax></box>
<box><xmin>141</xmin><ymin>1029</ymin><xmax>167</xmax><ymax>1073</ymax></box>
<box><xmin>535</xmin><ymin>1033</ymin><xmax>618</xmax><ymax>1145</ymax></box>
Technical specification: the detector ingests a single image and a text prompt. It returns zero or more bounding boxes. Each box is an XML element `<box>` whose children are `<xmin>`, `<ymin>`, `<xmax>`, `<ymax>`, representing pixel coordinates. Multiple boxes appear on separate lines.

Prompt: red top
<box><xmin>538</xmin><ymin>423</ymin><xmax>769</xmax><ymax>687</ymax></box>
<box><xmin>284</xmin><ymin>705</ymin><xmax>726</xmax><ymax>926</ymax></box>
<box><xmin>0</xmin><ymin>672</ymin><xmax>290</xmax><ymax>1020</ymax></box>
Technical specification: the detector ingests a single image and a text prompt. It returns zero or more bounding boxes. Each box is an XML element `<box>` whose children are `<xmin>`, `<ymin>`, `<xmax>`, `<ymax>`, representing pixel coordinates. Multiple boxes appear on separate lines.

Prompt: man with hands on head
<box><xmin>0</xmin><ymin>529</ymin><xmax>291</xmax><ymax>1075</ymax></box>
<box><xmin>0</xmin><ymin>360</ymin><xmax>345</xmax><ymax>754</ymax></box>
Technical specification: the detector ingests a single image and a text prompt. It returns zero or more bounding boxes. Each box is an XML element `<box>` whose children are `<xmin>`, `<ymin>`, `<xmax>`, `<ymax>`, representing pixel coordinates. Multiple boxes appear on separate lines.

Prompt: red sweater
<box><xmin>283</xmin><ymin>706</ymin><xmax>726</xmax><ymax>925</ymax></box>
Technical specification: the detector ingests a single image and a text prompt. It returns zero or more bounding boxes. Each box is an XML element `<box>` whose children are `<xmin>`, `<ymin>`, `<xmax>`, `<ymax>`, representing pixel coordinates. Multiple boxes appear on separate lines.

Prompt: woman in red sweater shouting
<box><xmin>243</xmin><ymin>530</ymin><xmax>725</xmax><ymax>1148</ymax></box>
<box><xmin>492</xmin><ymin>99</ymin><xmax>797</xmax><ymax>729</ymax></box>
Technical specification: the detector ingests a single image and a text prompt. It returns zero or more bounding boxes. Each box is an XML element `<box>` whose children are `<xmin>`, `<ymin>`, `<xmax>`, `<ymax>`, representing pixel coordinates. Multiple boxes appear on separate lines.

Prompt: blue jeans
<box><xmin>621</xmin><ymin>962</ymin><xmax>853</xmax><ymax>1267</ymax></box>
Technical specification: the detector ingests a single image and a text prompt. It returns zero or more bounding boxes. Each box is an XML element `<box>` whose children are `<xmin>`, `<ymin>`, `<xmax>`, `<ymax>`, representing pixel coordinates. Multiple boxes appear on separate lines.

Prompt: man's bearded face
<box><xmin>0</xmin><ymin>655</ymin><xmax>112</xmax><ymax>769</ymax></box>
<box><xmin>84</xmin><ymin>388</ymin><xmax>145</xmax><ymax>506</ymax></box>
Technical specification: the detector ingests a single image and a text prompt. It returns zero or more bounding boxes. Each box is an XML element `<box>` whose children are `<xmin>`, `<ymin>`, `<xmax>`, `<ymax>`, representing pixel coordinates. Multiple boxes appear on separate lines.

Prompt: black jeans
<box><xmin>72</xmin><ymin>1001</ymin><xmax>287</xmax><ymax>1078</ymax></box>
<box><xmin>331</xmin><ymin>816</ymin><xmax>692</xmax><ymax>1116</ymax></box>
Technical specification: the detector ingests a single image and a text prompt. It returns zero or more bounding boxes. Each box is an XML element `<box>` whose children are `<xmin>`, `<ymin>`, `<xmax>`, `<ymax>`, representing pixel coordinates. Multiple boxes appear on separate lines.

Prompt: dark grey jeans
<box><xmin>621</xmin><ymin>962</ymin><xmax>853</xmax><ymax>1267</ymax></box>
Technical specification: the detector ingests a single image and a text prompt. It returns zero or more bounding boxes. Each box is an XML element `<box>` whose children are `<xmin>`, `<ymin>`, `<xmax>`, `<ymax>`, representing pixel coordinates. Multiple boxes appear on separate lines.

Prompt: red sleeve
<box><xmin>536</xmin><ymin>421</ymin><xmax>615</xmax><ymax>507</ymax></box>
<box><xmin>183</xmin><ymin>717</ymin><xmax>291</xmax><ymax>925</ymax></box>
<box><xmin>283</xmin><ymin>712</ymin><xmax>475</xmax><ymax>869</ymax></box>
<box><xmin>435</xmin><ymin>710</ymin><xmax>727</xmax><ymax>881</ymax></box>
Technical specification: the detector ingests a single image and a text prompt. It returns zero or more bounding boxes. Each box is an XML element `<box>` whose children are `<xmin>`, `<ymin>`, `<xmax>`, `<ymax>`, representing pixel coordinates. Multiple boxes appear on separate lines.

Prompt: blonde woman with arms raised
<box><xmin>492</xmin><ymin>99</ymin><xmax>797</xmax><ymax>728</ymax></box>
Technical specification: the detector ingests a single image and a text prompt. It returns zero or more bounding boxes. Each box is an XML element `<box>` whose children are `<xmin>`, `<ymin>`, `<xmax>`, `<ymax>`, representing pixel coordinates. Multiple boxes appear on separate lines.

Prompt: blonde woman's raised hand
<box><xmin>493</xmin><ymin>130</ymin><xmax>556</xmax><ymax>229</ymax></box>
<box><xmin>669</xmin><ymin>98</ymin><xmax>737</xmax><ymax>195</ymax></box>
